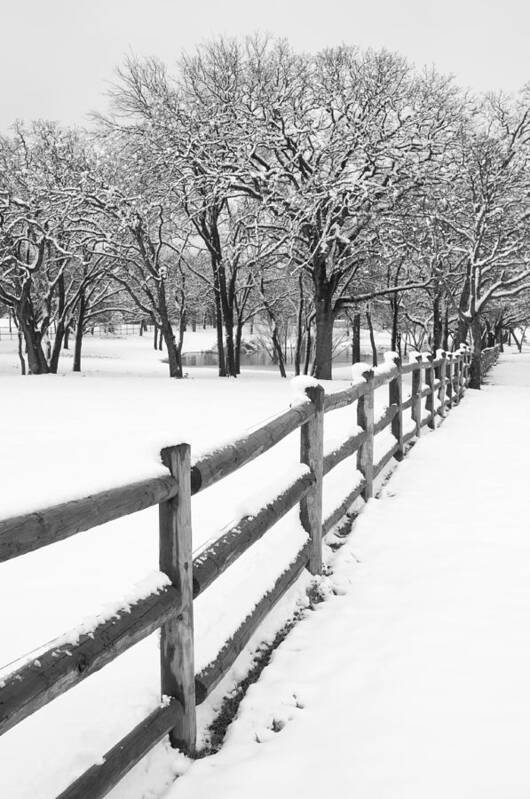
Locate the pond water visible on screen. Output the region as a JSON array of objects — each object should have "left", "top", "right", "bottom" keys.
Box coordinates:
[{"left": 181, "top": 346, "right": 387, "bottom": 370}]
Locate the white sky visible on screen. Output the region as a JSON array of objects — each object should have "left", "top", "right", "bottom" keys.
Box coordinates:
[{"left": 1, "top": 0, "right": 528, "bottom": 130}]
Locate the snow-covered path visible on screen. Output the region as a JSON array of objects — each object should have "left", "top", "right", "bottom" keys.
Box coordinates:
[{"left": 169, "top": 351, "right": 530, "bottom": 799}]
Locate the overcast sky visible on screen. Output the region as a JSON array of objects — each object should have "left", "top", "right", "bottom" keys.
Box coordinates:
[{"left": 1, "top": 0, "right": 528, "bottom": 130}]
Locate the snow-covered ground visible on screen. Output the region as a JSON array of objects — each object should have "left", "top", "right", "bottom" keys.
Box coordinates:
[
  {"left": 1, "top": 333, "right": 521, "bottom": 799},
  {"left": 0, "top": 332, "right": 395, "bottom": 798},
  {"left": 0, "top": 320, "right": 391, "bottom": 378},
  {"left": 168, "top": 349, "right": 530, "bottom": 799}
]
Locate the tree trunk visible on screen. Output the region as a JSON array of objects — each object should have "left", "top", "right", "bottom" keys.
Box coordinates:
[
  {"left": 73, "top": 324, "right": 84, "bottom": 372},
  {"left": 351, "top": 312, "right": 361, "bottom": 364},
  {"left": 313, "top": 298, "right": 334, "bottom": 380},
  {"left": 390, "top": 298, "right": 400, "bottom": 352},
  {"left": 176, "top": 310, "right": 186, "bottom": 370},
  {"left": 17, "top": 329, "right": 26, "bottom": 375},
  {"left": 294, "top": 277, "right": 305, "bottom": 376},
  {"left": 212, "top": 270, "right": 226, "bottom": 377},
  {"left": 303, "top": 322, "right": 312, "bottom": 375},
  {"left": 161, "top": 320, "right": 182, "bottom": 377},
  {"left": 271, "top": 324, "right": 287, "bottom": 378},
  {"left": 234, "top": 319, "right": 243, "bottom": 375},
  {"left": 432, "top": 291, "right": 443, "bottom": 351},
  {"left": 442, "top": 306, "right": 450, "bottom": 351},
  {"left": 158, "top": 281, "right": 182, "bottom": 378},
  {"left": 495, "top": 321, "right": 504, "bottom": 352},
  {"left": 366, "top": 310, "right": 378, "bottom": 367},
  {"left": 455, "top": 274, "right": 471, "bottom": 348},
  {"left": 20, "top": 321, "right": 48, "bottom": 374},
  {"left": 469, "top": 315, "right": 482, "bottom": 389},
  {"left": 73, "top": 294, "right": 86, "bottom": 372},
  {"left": 49, "top": 321, "right": 66, "bottom": 373},
  {"left": 510, "top": 328, "right": 523, "bottom": 353},
  {"left": 217, "top": 264, "right": 237, "bottom": 377},
  {"left": 224, "top": 322, "right": 236, "bottom": 376}
]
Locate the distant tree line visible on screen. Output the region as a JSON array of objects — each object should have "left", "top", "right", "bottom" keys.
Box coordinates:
[{"left": 2, "top": 36, "right": 530, "bottom": 386}]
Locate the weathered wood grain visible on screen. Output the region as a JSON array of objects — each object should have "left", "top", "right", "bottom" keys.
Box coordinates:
[
  {"left": 389, "top": 355, "right": 404, "bottom": 460},
  {"left": 190, "top": 403, "right": 314, "bottom": 495},
  {"left": 424, "top": 355, "right": 436, "bottom": 430},
  {"left": 437, "top": 352, "right": 447, "bottom": 419},
  {"left": 411, "top": 354, "right": 422, "bottom": 438},
  {"left": 0, "top": 585, "right": 180, "bottom": 737},
  {"left": 159, "top": 444, "right": 196, "bottom": 754},
  {"left": 193, "top": 471, "right": 315, "bottom": 597},
  {"left": 323, "top": 381, "right": 368, "bottom": 412},
  {"left": 357, "top": 369, "right": 375, "bottom": 500},
  {"left": 372, "top": 366, "right": 398, "bottom": 389},
  {"left": 323, "top": 430, "right": 367, "bottom": 476},
  {"left": 373, "top": 404, "right": 398, "bottom": 435},
  {"left": 300, "top": 386, "right": 324, "bottom": 575},
  {"left": 194, "top": 541, "right": 310, "bottom": 703},
  {"left": 0, "top": 475, "right": 177, "bottom": 564},
  {"left": 322, "top": 479, "right": 366, "bottom": 535},
  {"left": 56, "top": 701, "right": 180, "bottom": 799}
]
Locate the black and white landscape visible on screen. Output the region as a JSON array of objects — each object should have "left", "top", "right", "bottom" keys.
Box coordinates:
[{"left": 1, "top": 2, "right": 530, "bottom": 798}]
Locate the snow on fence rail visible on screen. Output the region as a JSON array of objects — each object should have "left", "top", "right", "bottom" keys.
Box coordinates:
[{"left": 0, "top": 346, "right": 499, "bottom": 799}]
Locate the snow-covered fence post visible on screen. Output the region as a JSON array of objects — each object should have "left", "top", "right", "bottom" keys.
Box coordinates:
[
  {"left": 356, "top": 368, "right": 375, "bottom": 500},
  {"left": 438, "top": 350, "right": 447, "bottom": 418},
  {"left": 459, "top": 349, "right": 466, "bottom": 389},
  {"left": 465, "top": 348, "right": 472, "bottom": 387},
  {"left": 461, "top": 350, "right": 468, "bottom": 396},
  {"left": 300, "top": 385, "right": 324, "bottom": 575},
  {"left": 453, "top": 352, "right": 461, "bottom": 403},
  {"left": 453, "top": 355, "right": 462, "bottom": 404},
  {"left": 389, "top": 354, "right": 404, "bottom": 460},
  {"left": 411, "top": 354, "right": 422, "bottom": 437},
  {"left": 458, "top": 349, "right": 466, "bottom": 398},
  {"left": 425, "top": 354, "right": 436, "bottom": 429},
  {"left": 446, "top": 353, "right": 454, "bottom": 409},
  {"left": 159, "top": 444, "right": 196, "bottom": 754}
]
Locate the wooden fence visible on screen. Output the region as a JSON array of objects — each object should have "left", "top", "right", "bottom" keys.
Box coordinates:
[
  {"left": 0, "top": 346, "right": 499, "bottom": 799},
  {"left": 480, "top": 344, "right": 501, "bottom": 373}
]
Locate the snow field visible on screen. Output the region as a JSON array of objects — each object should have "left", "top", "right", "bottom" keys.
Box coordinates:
[
  {"left": 168, "top": 350, "right": 530, "bottom": 799},
  {"left": 0, "top": 336, "right": 401, "bottom": 798}
]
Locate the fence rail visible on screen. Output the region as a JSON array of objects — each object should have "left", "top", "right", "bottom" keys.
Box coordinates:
[{"left": 0, "top": 345, "right": 500, "bottom": 799}]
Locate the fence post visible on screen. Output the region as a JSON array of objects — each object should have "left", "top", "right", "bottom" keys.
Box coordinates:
[
  {"left": 411, "top": 355, "right": 422, "bottom": 437},
  {"left": 389, "top": 355, "right": 403, "bottom": 460},
  {"left": 300, "top": 385, "right": 324, "bottom": 575},
  {"left": 446, "top": 353, "right": 454, "bottom": 408},
  {"left": 159, "top": 444, "right": 196, "bottom": 754},
  {"left": 425, "top": 354, "right": 436, "bottom": 429},
  {"left": 462, "top": 345, "right": 468, "bottom": 394},
  {"left": 458, "top": 350, "right": 466, "bottom": 398},
  {"left": 453, "top": 355, "right": 462, "bottom": 404},
  {"left": 438, "top": 350, "right": 447, "bottom": 418},
  {"left": 458, "top": 350, "right": 464, "bottom": 393},
  {"left": 357, "top": 369, "right": 375, "bottom": 500},
  {"left": 454, "top": 350, "right": 462, "bottom": 405},
  {"left": 465, "top": 348, "right": 472, "bottom": 387}
]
